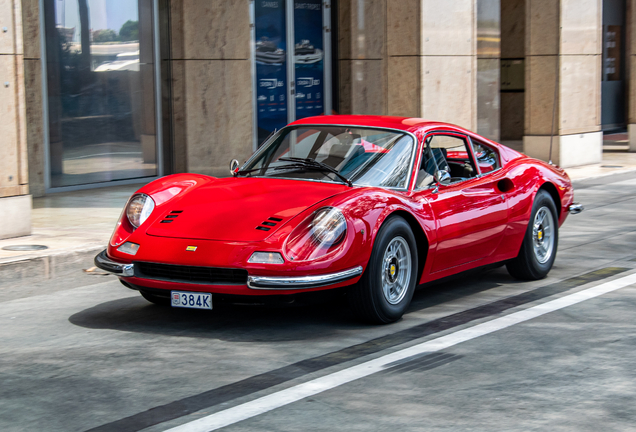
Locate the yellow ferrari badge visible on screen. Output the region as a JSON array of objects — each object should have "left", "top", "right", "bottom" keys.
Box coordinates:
[
  {"left": 390, "top": 264, "right": 396, "bottom": 277},
  {"left": 186, "top": 246, "right": 198, "bottom": 252}
]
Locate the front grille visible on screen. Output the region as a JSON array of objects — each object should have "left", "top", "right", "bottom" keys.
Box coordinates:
[{"left": 135, "top": 262, "right": 248, "bottom": 285}]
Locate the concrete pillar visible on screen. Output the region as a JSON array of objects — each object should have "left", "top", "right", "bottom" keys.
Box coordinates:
[
  {"left": 338, "top": 0, "right": 387, "bottom": 115},
  {"left": 387, "top": 0, "right": 477, "bottom": 131},
  {"left": 523, "top": 0, "right": 603, "bottom": 167},
  {"left": 338, "top": 0, "right": 478, "bottom": 131},
  {"left": 170, "top": 0, "right": 253, "bottom": 177},
  {"left": 0, "top": 0, "right": 31, "bottom": 239},
  {"left": 22, "top": 0, "right": 45, "bottom": 197}
]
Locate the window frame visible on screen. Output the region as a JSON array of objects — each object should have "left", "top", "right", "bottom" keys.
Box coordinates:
[{"left": 414, "top": 131, "right": 482, "bottom": 191}]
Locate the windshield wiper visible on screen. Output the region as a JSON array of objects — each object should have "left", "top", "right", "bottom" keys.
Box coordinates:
[
  {"left": 235, "top": 167, "right": 260, "bottom": 176},
  {"left": 278, "top": 157, "right": 353, "bottom": 187}
]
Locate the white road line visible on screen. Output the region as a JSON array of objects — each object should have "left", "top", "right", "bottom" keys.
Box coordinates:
[{"left": 164, "top": 272, "right": 636, "bottom": 432}]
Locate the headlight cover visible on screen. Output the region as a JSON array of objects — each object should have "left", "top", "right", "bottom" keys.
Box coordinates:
[
  {"left": 285, "top": 207, "right": 348, "bottom": 261},
  {"left": 126, "top": 194, "right": 155, "bottom": 229},
  {"left": 310, "top": 207, "right": 347, "bottom": 245}
]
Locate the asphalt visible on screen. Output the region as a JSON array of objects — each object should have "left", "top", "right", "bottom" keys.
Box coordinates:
[{"left": 0, "top": 173, "right": 635, "bottom": 431}]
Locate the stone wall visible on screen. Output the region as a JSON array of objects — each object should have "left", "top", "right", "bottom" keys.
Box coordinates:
[
  {"left": 169, "top": 0, "right": 254, "bottom": 176},
  {"left": 0, "top": 0, "right": 30, "bottom": 238},
  {"left": 523, "top": 0, "right": 603, "bottom": 167}
]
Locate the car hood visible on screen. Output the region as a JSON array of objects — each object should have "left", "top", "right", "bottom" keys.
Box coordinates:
[{"left": 145, "top": 177, "right": 348, "bottom": 242}]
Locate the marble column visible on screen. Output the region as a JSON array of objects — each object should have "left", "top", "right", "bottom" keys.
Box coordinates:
[
  {"left": 171, "top": 0, "right": 254, "bottom": 177},
  {"left": 386, "top": 0, "right": 477, "bottom": 131},
  {"left": 0, "top": 0, "right": 31, "bottom": 239},
  {"left": 523, "top": 0, "right": 603, "bottom": 167},
  {"left": 338, "top": 0, "right": 387, "bottom": 115}
]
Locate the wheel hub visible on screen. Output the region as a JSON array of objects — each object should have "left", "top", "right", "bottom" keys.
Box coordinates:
[
  {"left": 386, "top": 257, "right": 399, "bottom": 283},
  {"left": 381, "top": 237, "right": 412, "bottom": 305},
  {"left": 531, "top": 207, "right": 554, "bottom": 264}
]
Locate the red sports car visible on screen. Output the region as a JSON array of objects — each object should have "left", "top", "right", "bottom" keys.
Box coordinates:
[{"left": 95, "top": 115, "right": 582, "bottom": 323}]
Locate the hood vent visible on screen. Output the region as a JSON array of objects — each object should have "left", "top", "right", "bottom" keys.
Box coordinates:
[
  {"left": 160, "top": 210, "right": 183, "bottom": 224},
  {"left": 255, "top": 216, "right": 283, "bottom": 232}
]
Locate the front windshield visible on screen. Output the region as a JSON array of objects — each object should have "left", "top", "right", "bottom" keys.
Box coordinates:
[{"left": 241, "top": 126, "right": 415, "bottom": 189}]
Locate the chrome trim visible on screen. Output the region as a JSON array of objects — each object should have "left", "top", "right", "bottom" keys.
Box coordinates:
[
  {"left": 568, "top": 203, "right": 584, "bottom": 215},
  {"left": 239, "top": 124, "right": 420, "bottom": 192},
  {"left": 285, "top": 0, "right": 296, "bottom": 124},
  {"left": 94, "top": 250, "right": 134, "bottom": 277},
  {"left": 249, "top": 0, "right": 258, "bottom": 152},
  {"left": 247, "top": 265, "right": 364, "bottom": 290}
]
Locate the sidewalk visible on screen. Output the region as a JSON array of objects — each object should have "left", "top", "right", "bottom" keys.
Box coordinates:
[
  {"left": 2, "top": 151, "right": 636, "bottom": 284},
  {"left": 0, "top": 185, "right": 137, "bottom": 285}
]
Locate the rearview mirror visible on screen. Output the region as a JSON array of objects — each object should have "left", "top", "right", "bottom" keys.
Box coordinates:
[{"left": 229, "top": 159, "right": 240, "bottom": 176}]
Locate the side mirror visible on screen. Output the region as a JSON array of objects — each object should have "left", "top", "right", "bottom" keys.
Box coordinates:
[
  {"left": 434, "top": 170, "right": 451, "bottom": 185},
  {"left": 229, "top": 159, "right": 240, "bottom": 176}
]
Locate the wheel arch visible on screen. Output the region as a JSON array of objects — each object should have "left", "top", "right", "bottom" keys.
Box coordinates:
[
  {"left": 538, "top": 182, "right": 561, "bottom": 219},
  {"left": 382, "top": 210, "right": 429, "bottom": 287}
]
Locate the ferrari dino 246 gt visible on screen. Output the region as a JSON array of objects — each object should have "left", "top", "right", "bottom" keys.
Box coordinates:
[{"left": 95, "top": 115, "right": 582, "bottom": 323}]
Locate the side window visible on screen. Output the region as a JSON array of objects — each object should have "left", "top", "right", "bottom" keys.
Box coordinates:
[
  {"left": 472, "top": 140, "right": 500, "bottom": 174},
  {"left": 415, "top": 134, "right": 477, "bottom": 189}
]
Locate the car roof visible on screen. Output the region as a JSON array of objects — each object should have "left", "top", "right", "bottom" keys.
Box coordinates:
[{"left": 289, "top": 115, "right": 470, "bottom": 135}]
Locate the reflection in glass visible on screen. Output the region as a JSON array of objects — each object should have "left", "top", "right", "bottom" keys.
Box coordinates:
[
  {"left": 477, "top": 0, "right": 500, "bottom": 58},
  {"left": 477, "top": 0, "right": 500, "bottom": 142},
  {"left": 477, "top": 59, "right": 500, "bottom": 141},
  {"left": 242, "top": 126, "right": 415, "bottom": 189},
  {"left": 294, "top": 0, "right": 325, "bottom": 120},
  {"left": 44, "top": 0, "right": 157, "bottom": 188},
  {"left": 254, "top": 1, "right": 288, "bottom": 146}
]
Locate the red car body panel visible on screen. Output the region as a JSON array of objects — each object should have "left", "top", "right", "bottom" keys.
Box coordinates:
[{"left": 105, "top": 116, "right": 575, "bottom": 296}]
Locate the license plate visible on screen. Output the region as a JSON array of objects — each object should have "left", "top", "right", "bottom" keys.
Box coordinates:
[{"left": 171, "top": 291, "right": 212, "bottom": 310}]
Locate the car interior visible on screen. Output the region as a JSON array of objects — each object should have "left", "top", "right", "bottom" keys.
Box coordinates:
[{"left": 416, "top": 134, "right": 480, "bottom": 189}]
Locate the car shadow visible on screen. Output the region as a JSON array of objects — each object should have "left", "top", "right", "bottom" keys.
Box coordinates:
[{"left": 68, "top": 265, "right": 518, "bottom": 342}]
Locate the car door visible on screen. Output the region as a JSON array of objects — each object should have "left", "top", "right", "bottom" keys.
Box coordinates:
[{"left": 413, "top": 132, "right": 509, "bottom": 273}]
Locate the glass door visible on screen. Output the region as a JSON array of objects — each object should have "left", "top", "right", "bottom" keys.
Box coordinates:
[
  {"left": 252, "top": 0, "right": 332, "bottom": 147},
  {"left": 43, "top": 0, "right": 160, "bottom": 188}
]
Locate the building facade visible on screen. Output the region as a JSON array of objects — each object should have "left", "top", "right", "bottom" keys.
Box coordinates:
[{"left": 0, "top": 0, "right": 633, "bottom": 239}]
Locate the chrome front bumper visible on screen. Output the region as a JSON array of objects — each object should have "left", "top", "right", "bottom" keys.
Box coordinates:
[
  {"left": 247, "top": 266, "right": 364, "bottom": 290},
  {"left": 94, "top": 250, "right": 134, "bottom": 277},
  {"left": 95, "top": 249, "right": 363, "bottom": 290},
  {"left": 568, "top": 203, "right": 584, "bottom": 215}
]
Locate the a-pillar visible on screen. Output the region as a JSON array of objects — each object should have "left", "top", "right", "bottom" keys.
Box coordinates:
[
  {"left": 523, "top": 0, "right": 603, "bottom": 167},
  {"left": 0, "top": 0, "right": 31, "bottom": 239}
]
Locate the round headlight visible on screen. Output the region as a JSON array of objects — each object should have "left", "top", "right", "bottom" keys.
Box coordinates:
[
  {"left": 311, "top": 207, "right": 347, "bottom": 246},
  {"left": 126, "top": 194, "right": 155, "bottom": 228}
]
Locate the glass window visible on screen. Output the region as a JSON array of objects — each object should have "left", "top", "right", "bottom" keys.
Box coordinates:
[
  {"left": 44, "top": 0, "right": 157, "bottom": 188},
  {"left": 242, "top": 126, "right": 415, "bottom": 189},
  {"left": 472, "top": 140, "right": 500, "bottom": 174},
  {"left": 416, "top": 135, "right": 477, "bottom": 188}
]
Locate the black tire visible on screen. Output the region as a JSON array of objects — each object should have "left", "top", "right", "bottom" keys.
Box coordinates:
[
  {"left": 506, "top": 189, "right": 559, "bottom": 280},
  {"left": 140, "top": 291, "right": 171, "bottom": 306},
  {"left": 348, "top": 216, "right": 418, "bottom": 324}
]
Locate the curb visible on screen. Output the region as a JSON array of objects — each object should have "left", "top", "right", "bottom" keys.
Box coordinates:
[
  {"left": 571, "top": 168, "right": 636, "bottom": 188},
  {"left": 0, "top": 245, "right": 105, "bottom": 288}
]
